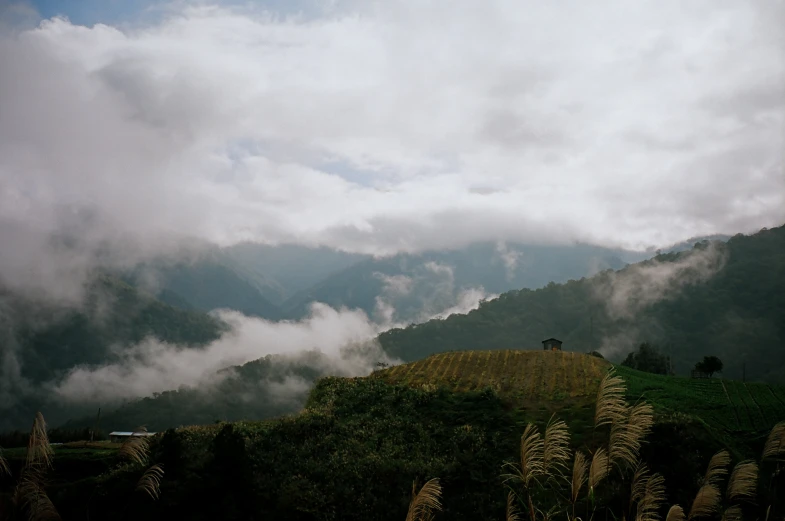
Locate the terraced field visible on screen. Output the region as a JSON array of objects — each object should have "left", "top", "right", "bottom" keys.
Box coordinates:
[
  {"left": 373, "top": 350, "right": 609, "bottom": 405},
  {"left": 616, "top": 365, "right": 785, "bottom": 433},
  {"left": 373, "top": 350, "right": 785, "bottom": 436}
]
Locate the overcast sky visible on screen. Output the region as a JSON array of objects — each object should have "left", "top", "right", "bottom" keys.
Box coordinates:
[{"left": 1, "top": 0, "right": 783, "bottom": 259}]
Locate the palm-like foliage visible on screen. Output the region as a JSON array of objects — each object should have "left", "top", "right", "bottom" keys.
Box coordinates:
[
  {"left": 506, "top": 491, "right": 522, "bottom": 521},
  {"left": 136, "top": 463, "right": 165, "bottom": 500},
  {"left": 405, "top": 478, "right": 442, "bottom": 521},
  {"left": 0, "top": 447, "right": 10, "bottom": 477},
  {"left": 688, "top": 484, "right": 722, "bottom": 520},
  {"left": 118, "top": 427, "right": 151, "bottom": 466},
  {"left": 14, "top": 470, "right": 60, "bottom": 521},
  {"left": 570, "top": 452, "right": 588, "bottom": 505},
  {"left": 666, "top": 505, "right": 686, "bottom": 521},
  {"left": 588, "top": 447, "right": 609, "bottom": 494},
  {"left": 25, "top": 413, "right": 53, "bottom": 471},
  {"left": 543, "top": 417, "right": 571, "bottom": 477},
  {"left": 702, "top": 450, "right": 731, "bottom": 487},
  {"left": 594, "top": 369, "right": 627, "bottom": 427},
  {"left": 762, "top": 421, "right": 785, "bottom": 461},
  {"left": 726, "top": 461, "right": 757, "bottom": 503},
  {"left": 503, "top": 423, "right": 545, "bottom": 489},
  {"left": 608, "top": 402, "right": 654, "bottom": 470},
  {"left": 720, "top": 505, "right": 743, "bottom": 521},
  {"left": 11, "top": 412, "right": 61, "bottom": 521},
  {"left": 635, "top": 472, "right": 666, "bottom": 521}
]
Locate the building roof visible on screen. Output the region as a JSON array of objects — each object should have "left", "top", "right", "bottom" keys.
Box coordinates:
[
  {"left": 109, "top": 431, "right": 156, "bottom": 436},
  {"left": 541, "top": 338, "right": 562, "bottom": 343}
]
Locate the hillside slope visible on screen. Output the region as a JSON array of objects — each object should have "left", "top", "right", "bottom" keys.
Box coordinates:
[
  {"left": 375, "top": 350, "right": 609, "bottom": 405},
  {"left": 124, "top": 254, "right": 285, "bottom": 320},
  {"left": 0, "top": 274, "right": 226, "bottom": 431},
  {"left": 378, "top": 225, "right": 785, "bottom": 382},
  {"left": 374, "top": 350, "right": 785, "bottom": 440}
]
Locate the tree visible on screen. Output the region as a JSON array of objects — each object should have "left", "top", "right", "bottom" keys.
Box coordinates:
[
  {"left": 694, "top": 356, "right": 723, "bottom": 377},
  {"left": 621, "top": 342, "right": 670, "bottom": 375}
]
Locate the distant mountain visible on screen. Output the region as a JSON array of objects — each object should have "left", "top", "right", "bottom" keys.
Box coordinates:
[
  {"left": 378, "top": 225, "right": 785, "bottom": 382},
  {"left": 280, "top": 242, "right": 644, "bottom": 322},
  {"left": 121, "top": 238, "right": 732, "bottom": 325},
  {"left": 124, "top": 253, "right": 285, "bottom": 320},
  {"left": 222, "top": 243, "right": 367, "bottom": 304},
  {"left": 0, "top": 274, "right": 226, "bottom": 431}
]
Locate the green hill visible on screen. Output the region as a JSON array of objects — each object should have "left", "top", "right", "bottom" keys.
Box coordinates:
[
  {"left": 375, "top": 350, "right": 785, "bottom": 448},
  {"left": 13, "top": 351, "right": 784, "bottom": 521},
  {"left": 378, "top": 225, "right": 785, "bottom": 382}
]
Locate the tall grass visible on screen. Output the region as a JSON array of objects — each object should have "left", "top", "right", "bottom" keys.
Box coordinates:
[
  {"left": 0, "top": 414, "right": 165, "bottom": 521},
  {"left": 490, "top": 369, "right": 781, "bottom": 520},
  {"left": 405, "top": 478, "right": 442, "bottom": 521}
]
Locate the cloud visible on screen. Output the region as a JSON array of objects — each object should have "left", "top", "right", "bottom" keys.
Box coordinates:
[
  {"left": 0, "top": 0, "right": 781, "bottom": 299},
  {"left": 52, "top": 279, "right": 493, "bottom": 404},
  {"left": 371, "top": 260, "right": 496, "bottom": 324},
  {"left": 373, "top": 272, "right": 414, "bottom": 297},
  {"left": 430, "top": 287, "right": 496, "bottom": 320},
  {"left": 495, "top": 242, "right": 523, "bottom": 280},
  {"left": 53, "top": 303, "right": 390, "bottom": 402},
  {"left": 596, "top": 242, "right": 727, "bottom": 321}
]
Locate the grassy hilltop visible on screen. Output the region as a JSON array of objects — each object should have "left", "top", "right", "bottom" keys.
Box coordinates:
[{"left": 376, "top": 350, "right": 785, "bottom": 451}]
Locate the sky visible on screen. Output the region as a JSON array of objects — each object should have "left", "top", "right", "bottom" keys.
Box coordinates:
[{"left": 1, "top": 0, "right": 783, "bottom": 265}]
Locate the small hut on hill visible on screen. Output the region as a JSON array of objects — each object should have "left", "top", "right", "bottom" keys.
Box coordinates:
[{"left": 542, "top": 338, "right": 563, "bottom": 351}]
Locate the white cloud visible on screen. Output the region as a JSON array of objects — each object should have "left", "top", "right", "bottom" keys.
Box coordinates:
[
  {"left": 0, "top": 0, "right": 783, "bottom": 295},
  {"left": 53, "top": 303, "right": 389, "bottom": 402},
  {"left": 430, "top": 287, "right": 496, "bottom": 320},
  {"left": 371, "top": 260, "right": 495, "bottom": 324},
  {"left": 52, "top": 283, "right": 493, "bottom": 403},
  {"left": 595, "top": 242, "right": 728, "bottom": 321},
  {"left": 495, "top": 241, "right": 523, "bottom": 280}
]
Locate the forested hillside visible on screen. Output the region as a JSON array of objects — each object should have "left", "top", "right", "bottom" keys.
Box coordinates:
[
  {"left": 379, "top": 225, "right": 785, "bottom": 382},
  {"left": 0, "top": 274, "right": 226, "bottom": 431}
]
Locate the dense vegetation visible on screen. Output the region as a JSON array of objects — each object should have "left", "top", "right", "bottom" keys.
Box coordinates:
[
  {"left": 376, "top": 351, "right": 785, "bottom": 451},
  {"left": 2, "top": 358, "right": 783, "bottom": 520},
  {"left": 12, "top": 275, "right": 225, "bottom": 383},
  {"left": 379, "top": 225, "right": 785, "bottom": 382},
  {"left": 621, "top": 342, "right": 672, "bottom": 375}
]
